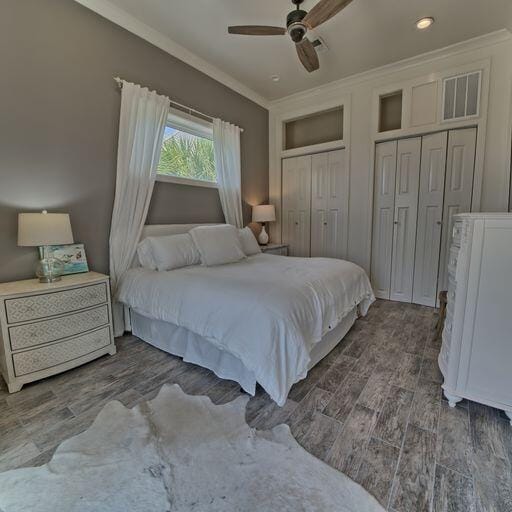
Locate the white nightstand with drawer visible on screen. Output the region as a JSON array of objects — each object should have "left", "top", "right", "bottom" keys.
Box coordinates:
[
  {"left": 0, "top": 272, "right": 115, "bottom": 393},
  {"left": 260, "top": 244, "right": 289, "bottom": 256}
]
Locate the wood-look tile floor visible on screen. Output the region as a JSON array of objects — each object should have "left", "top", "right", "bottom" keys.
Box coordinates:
[{"left": 1, "top": 300, "right": 511, "bottom": 511}]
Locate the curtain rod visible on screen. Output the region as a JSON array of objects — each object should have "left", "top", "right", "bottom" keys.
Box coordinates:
[{"left": 113, "top": 77, "right": 243, "bottom": 132}]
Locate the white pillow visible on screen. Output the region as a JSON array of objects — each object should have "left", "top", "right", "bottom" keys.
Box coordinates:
[
  {"left": 190, "top": 225, "right": 246, "bottom": 266},
  {"left": 136, "top": 238, "right": 157, "bottom": 270},
  {"left": 140, "top": 234, "right": 201, "bottom": 271},
  {"left": 239, "top": 227, "right": 261, "bottom": 256}
]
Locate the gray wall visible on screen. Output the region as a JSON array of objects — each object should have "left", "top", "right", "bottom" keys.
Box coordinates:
[{"left": 0, "top": 0, "right": 268, "bottom": 282}]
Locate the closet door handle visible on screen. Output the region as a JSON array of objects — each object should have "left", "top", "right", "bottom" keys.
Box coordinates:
[
  {"left": 394, "top": 221, "right": 399, "bottom": 225},
  {"left": 436, "top": 221, "right": 442, "bottom": 226},
  {"left": 323, "top": 222, "right": 328, "bottom": 226}
]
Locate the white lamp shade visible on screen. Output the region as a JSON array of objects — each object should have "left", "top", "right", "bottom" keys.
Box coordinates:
[
  {"left": 18, "top": 212, "right": 74, "bottom": 247},
  {"left": 252, "top": 204, "right": 276, "bottom": 223}
]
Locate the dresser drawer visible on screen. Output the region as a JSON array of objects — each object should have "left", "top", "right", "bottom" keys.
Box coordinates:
[
  {"left": 447, "top": 246, "right": 459, "bottom": 275},
  {"left": 447, "top": 277, "right": 456, "bottom": 301},
  {"left": 451, "top": 221, "right": 463, "bottom": 248},
  {"left": 264, "top": 247, "right": 288, "bottom": 256},
  {"left": 439, "top": 336, "right": 450, "bottom": 372},
  {"left": 447, "top": 264, "right": 457, "bottom": 283},
  {"left": 448, "top": 254, "right": 458, "bottom": 282},
  {"left": 12, "top": 326, "right": 111, "bottom": 376},
  {"left": 9, "top": 305, "right": 109, "bottom": 351},
  {"left": 5, "top": 283, "right": 107, "bottom": 324}
]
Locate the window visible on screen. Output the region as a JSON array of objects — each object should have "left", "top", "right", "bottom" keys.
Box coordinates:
[{"left": 157, "top": 108, "right": 216, "bottom": 187}]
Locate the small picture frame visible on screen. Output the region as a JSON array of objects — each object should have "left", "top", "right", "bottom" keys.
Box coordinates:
[{"left": 39, "top": 243, "right": 89, "bottom": 275}]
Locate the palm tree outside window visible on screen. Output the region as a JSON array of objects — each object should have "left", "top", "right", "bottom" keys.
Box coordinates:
[{"left": 156, "top": 109, "right": 217, "bottom": 187}]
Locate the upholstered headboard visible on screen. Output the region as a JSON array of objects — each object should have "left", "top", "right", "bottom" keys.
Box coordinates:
[{"left": 139, "top": 223, "right": 221, "bottom": 241}]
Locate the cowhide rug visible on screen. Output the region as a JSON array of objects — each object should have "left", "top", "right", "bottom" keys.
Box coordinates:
[{"left": 0, "top": 384, "right": 384, "bottom": 511}]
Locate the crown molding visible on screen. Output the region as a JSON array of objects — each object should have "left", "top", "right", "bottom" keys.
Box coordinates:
[
  {"left": 73, "top": 0, "right": 269, "bottom": 109},
  {"left": 270, "top": 29, "right": 512, "bottom": 109}
]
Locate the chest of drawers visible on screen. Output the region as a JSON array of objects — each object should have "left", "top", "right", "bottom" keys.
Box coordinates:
[
  {"left": 438, "top": 213, "right": 512, "bottom": 425},
  {"left": 0, "top": 272, "right": 116, "bottom": 393}
]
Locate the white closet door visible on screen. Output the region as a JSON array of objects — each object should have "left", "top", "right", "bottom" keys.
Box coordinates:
[
  {"left": 390, "top": 137, "right": 421, "bottom": 302},
  {"left": 371, "top": 141, "right": 398, "bottom": 299},
  {"left": 413, "top": 131, "right": 448, "bottom": 306},
  {"left": 437, "top": 128, "right": 477, "bottom": 294},
  {"left": 311, "top": 149, "right": 349, "bottom": 258},
  {"left": 282, "top": 155, "right": 311, "bottom": 257}
]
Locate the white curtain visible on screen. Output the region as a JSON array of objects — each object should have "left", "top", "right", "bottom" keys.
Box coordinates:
[
  {"left": 213, "top": 119, "right": 243, "bottom": 228},
  {"left": 109, "top": 80, "right": 170, "bottom": 336}
]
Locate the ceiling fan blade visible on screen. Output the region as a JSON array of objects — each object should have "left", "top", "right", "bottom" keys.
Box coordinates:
[
  {"left": 303, "top": 0, "right": 353, "bottom": 29},
  {"left": 296, "top": 38, "right": 319, "bottom": 73},
  {"left": 228, "top": 26, "right": 286, "bottom": 36}
]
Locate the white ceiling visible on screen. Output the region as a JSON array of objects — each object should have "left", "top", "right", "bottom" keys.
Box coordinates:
[{"left": 81, "top": 0, "right": 512, "bottom": 102}]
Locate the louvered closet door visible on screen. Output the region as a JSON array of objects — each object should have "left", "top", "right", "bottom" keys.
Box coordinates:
[
  {"left": 437, "top": 128, "right": 477, "bottom": 294},
  {"left": 390, "top": 137, "right": 421, "bottom": 302},
  {"left": 311, "top": 149, "right": 349, "bottom": 258},
  {"left": 413, "top": 131, "right": 448, "bottom": 307},
  {"left": 282, "top": 155, "right": 312, "bottom": 257},
  {"left": 371, "top": 141, "right": 398, "bottom": 299}
]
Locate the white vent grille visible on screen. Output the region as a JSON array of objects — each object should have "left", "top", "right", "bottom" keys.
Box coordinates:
[{"left": 443, "top": 71, "right": 481, "bottom": 121}]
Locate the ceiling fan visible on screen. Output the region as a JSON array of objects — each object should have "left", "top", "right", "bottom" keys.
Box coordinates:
[{"left": 228, "top": 0, "right": 353, "bottom": 73}]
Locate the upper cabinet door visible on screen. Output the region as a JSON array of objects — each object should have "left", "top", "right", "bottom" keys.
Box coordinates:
[
  {"left": 413, "top": 131, "right": 448, "bottom": 307},
  {"left": 390, "top": 137, "right": 421, "bottom": 303},
  {"left": 311, "top": 149, "right": 349, "bottom": 259},
  {"left": 371, "top": 141, "right": 398, "bottom": 299},
  {"left": 282, "top": 155, "right": 312, "bottom": 257},
  {"left": 437, "top": 128, "right": 477, "bottom": 294}
]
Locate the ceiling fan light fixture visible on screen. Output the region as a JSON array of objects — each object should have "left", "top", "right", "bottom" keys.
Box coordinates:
[
  {"left": 270, "top": 75, "right": 280, "bottom": 82},
  {"left": 288, "top": 23, "right": 307, "bottom": 43},
  {"left": 416, "top": 17, "right": 434, "bottom": 30}
]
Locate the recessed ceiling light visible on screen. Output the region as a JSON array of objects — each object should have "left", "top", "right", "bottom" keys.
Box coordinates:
[
  {"left": 270, "top": 75, "right": 280, "bottom": 82},
  {"left": 416, "top": 17, "right": 434, "bottom": 30}
]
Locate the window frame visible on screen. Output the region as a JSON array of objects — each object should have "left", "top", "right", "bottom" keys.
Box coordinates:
[{"left": 156, "top": 107, "right": 217, "bottom": 188}]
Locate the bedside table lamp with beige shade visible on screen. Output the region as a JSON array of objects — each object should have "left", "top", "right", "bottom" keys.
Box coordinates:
[
  {"left": 252, "top": 204, "right": 276, "bottom": 245},
  {"left": 18, "top": 210, "right": 74, "bottom": 283}
]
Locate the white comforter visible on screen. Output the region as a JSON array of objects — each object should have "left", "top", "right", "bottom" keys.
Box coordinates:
[{"left": 117, "top": 254, "right": 375, "bottom": 405}]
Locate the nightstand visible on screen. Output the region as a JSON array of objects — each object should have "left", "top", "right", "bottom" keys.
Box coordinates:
[
  {"left": 260, "top": 243, "right": 289, "bottom": 256},
  {"left": 0, "top": 272, "right": 115, "bottom": 393}
]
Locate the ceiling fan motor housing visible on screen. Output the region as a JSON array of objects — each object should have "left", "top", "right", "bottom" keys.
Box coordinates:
[{"left": 287, "top": 9, "right": 308, "bottom": 43}]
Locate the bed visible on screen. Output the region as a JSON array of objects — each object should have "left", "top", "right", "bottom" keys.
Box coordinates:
[{"left": 117, "top": 224, "right": 375, "bottom": 405}]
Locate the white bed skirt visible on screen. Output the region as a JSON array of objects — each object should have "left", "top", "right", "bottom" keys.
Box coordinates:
[{"left": 130, "top": 307, "right": 358, "bottom": 398}]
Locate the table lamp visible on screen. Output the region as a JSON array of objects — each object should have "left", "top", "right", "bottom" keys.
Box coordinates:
[
  {"left": 252, "top": 204, "right": 276, "bottom": 245},
  {"left": 18, "top": 211, "right": 74, "bottom": 282}
]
